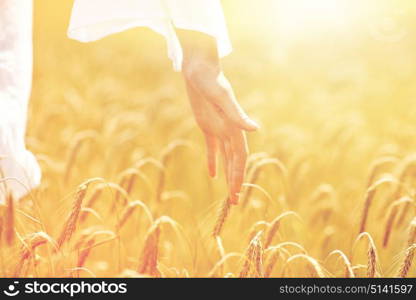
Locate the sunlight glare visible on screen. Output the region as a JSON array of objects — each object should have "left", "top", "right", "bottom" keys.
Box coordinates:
[{"left": 274, "top": 0, "right": 357, "bottom": 36}]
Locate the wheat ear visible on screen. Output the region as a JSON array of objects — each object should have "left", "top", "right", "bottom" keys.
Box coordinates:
[
  {"left": 56, "top": 184, "right": 88, "bottom": 250},
  {"left": 213, "top": 198, "right": 231, "bottom": 237},
  {"left": 397, "top": 244, "right": 416, "bottom": 278}
]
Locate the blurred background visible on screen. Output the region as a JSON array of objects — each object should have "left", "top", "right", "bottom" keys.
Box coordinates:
[
  {"left": 23, "top": 0, "right": 416, "bottom": 276},
  {"left": 32, "top": 0, "right": 416, "bottom": 157}
]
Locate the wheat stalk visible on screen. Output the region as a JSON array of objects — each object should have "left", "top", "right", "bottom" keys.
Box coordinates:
[
  {"left": 207, "top": 253, "right": 243, "bottom": 277},
  {"left": 136, "top": 216, "right": 181, "bottom": 277},
  {"left": 215, "top": 236, "right": 226, "bottom": 275},
  {"left": 247, "top": 220, "right": 269, "bottom": 243},
  {"left": 254, "top": 241, "right": 264, "bottom": 277},
  {"left": 380, "top": 155, "right": 416, "bottom": 224},
  {"left": 117, "top": 200, "right": 153, "bottom": 230},
  {"left": 326, "top": 250, "right": 355, "bottom": 278},
  {"left": 14, "top": 232, "right": 55, "bottom": 277},
  {"left": 265, "top": 211, "right": 300, "bottom": 248},
  {"left": 366, "top": 156, "right": 398, "bottom": 187},
  {"left": 282, "top": 254, "right": 325, "bottom": 278},
  {"left": 115, "top": 168, "right": 139, "bottom": 203},
  {"left": 383, "top": 197, "right": 413, "bottom": 247},
  {"left": 4, "top": 193, "right": 15, "bottom": 246},
  {"left": 240, "top": 231, "right": 263, "bottom": 278},
  {"left": 77, "top": 238, "right": 96, "bottom": 268},
  {"left": 359, "top": 177, "right": 395, "bottom": 233},
  {"left": 56, "top": 184, "right": 88, "bottom": 250},
  {"left": 264, "top": 249, "right": 283, "bottom": 277},
  {"left": 353, "top": 232, "right": 378, "bottom": 278},
  {"left": 397, "top": 244, "right": 416, "bottom": 278},
  {"left": 213, "top": 198, "right": 231, "bottom": 237},
  {"left": 79, "top": 184, "right": 104, "bottom": 223},
  {"left": 241, "top": 158, "right": 288, "bottom": 208},
  {"left": 407, "top": 217, "right": 416, "bottom": 246},
  {"left": 138, "top": 223, "right": 161, "bottom": 277}
]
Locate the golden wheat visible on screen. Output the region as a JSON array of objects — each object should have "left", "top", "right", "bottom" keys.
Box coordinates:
[
  {"left": 353, "top": 232, "right": 378, "bottom": 278},
  {"left": 56, "top": 184, "right": 89, "bottom": 250},
  {"left": 212, "top": 197, "right": 231, "bottom": 237},
  {"left": 4, "top": 193, "right": 15, "bottom": 246},
  {"left": 397, "top": 244, "right": 416, "bottom": 278},
  {"left": 359, "top": 177, "right": 395, "bottom": 234},
  {"left": 240, "top": 231, "right": 263, "bottom": 278},
  {"left": 4, "top": 0, "right": 416, "bottom": 278},
  {"left": 326, "top": 250, "right": 354, "bottom": 278}
]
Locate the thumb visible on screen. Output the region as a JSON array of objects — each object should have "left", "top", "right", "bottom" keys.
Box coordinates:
[{"left": 218, "top": 99, "right": 259, "bottom": 131}]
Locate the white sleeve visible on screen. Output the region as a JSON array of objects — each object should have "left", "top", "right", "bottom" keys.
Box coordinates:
[{"left": 0, "top": 0, "right": 41, "bottom": 202}]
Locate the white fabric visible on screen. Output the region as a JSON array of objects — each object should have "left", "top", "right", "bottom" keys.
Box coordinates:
[
  {"left": 68, "top": 0, "right": 232, "bottom": 71},
  {"left": 0, "top": 0, "right": 41, "bottom": 202}
]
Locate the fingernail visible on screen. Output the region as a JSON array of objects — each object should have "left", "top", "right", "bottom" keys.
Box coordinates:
[
  {"left": 230, "top": 193, "right": 239, "bottom": 205},
  {"left": 247, "top": 119, "right": 260, "bottom": 130}
]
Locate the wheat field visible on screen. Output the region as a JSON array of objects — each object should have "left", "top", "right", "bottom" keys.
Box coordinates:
[{"left": 1, "top": 0, "right": 416, "bottom": 278}]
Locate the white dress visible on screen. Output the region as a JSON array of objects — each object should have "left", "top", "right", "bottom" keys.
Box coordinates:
[
  {"left": 68, "top": 0, "right": 232, "bottom": 71},
  {"left": 0, "top": 0, "right": 41, "bottom": 203}
]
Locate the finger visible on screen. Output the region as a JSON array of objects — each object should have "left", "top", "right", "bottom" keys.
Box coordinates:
[
  {"left": 219, "top": 141, "right": 230, "bottom": 186},
  {"left": 212, "top": 77, "right": 259, "bottom": 132},
  {"left": 200, "top": 75, "right": 259, "bottom": 132},
  {"left": 223, "top": 139, "right": 233, "bottom": 198},
  {"left": 204, "top": 133, "right": 217, "bottom": 177},
  {"left": 215, "top": 98, "right": 259, "bottom": 132},
  {"left": 230, "top": 131, "right": 248, "bottom": 205}
]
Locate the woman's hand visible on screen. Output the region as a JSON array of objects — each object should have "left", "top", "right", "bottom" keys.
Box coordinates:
[
  {"left": 177, "top": 29, "right": 259, "bottom": 204},
  {"left": 186, "top": 82, "right": 256, "bottom": 204}
]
